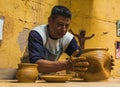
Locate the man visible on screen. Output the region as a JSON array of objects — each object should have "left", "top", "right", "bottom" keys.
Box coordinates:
[{"left": 28, "top": 5, "right": 89, "bottom": 74}]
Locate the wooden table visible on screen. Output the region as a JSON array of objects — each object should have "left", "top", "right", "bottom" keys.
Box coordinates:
[{"left": 0, "top": 77, "right": 120, "bottom": 87}]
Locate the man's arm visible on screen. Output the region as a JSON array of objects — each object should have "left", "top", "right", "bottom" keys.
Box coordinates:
[
  {"left": 35, "top": 59, "right": 72, "bottom": 73},
  {"left": 28, "top": 30, "right": 45, "bottom": 63},
  {"left": 28, "top": 30, "right": 73, "bottom": 73},
  {"left": 65, "top": 37, "right": 83, "bottom": 56}
]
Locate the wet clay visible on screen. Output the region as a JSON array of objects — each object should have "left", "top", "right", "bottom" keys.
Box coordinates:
[{"left": 78, "top": 48, "right": 112, "bottom": 82}]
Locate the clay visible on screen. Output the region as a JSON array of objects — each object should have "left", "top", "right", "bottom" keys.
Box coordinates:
[
  {"left": 16, "top": 63, "right": 38, "bottom": 83},
  {"left": 79, "top": 48, "right": 112, "bottom": 82}
]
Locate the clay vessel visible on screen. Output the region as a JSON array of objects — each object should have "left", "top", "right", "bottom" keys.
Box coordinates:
[
  {"left": 79, "top": 48, "right": 112, "bottom": 82},
  {"left": 16, "top": 63, "right": 38, "bottom": 83}
]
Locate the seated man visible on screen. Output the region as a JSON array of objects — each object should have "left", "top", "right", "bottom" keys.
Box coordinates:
[{"left": 28, "top": 5, "right": 89, "bottom": 74}]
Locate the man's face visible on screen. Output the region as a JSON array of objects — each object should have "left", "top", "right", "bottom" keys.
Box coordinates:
[{"left": 48, "top": 15, "right": 71, "bottom": 39}]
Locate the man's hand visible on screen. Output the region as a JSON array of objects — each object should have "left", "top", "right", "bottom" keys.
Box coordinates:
[{"left": 70, "top": 50, "right": 89, "bottom": 73}]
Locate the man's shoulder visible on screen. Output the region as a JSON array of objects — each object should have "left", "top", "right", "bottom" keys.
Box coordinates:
[
  {"left": 32, "top": 24, "right": 47, "bottom": 34},
  {"left": 63, "top": 32, "right": 73, "bottom": 40},
  {"left": 61, "top": 32, "right": 74, "bottom": 51},
  {"left": 31, "top": 24, "right": 47, "bottom": 45}
]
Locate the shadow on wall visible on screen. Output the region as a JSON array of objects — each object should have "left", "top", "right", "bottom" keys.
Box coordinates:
[
  {"left": 17, "top": 28, "right": 30, "bottom": 52},
  {"left": 21, "top": 46, "right": 30, "bottom": 63},
  {"left": 17, "top": 28, "right": 30, "bottom": 63}
]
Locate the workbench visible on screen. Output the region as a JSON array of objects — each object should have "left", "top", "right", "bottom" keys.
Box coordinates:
[{"left": 0, "top": 77, "right": 120, "bottom": 87}]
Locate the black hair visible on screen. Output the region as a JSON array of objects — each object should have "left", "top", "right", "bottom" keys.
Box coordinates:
[{"left": 50, "top": 5, "right": 72, "bottom": 19}]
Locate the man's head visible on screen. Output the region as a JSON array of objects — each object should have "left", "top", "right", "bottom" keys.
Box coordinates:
[
  {"left": 48, "top": 5, "right": 72, "bottom": 39},
  {"left": 50, "top": 5, "right": 72, "bottom": 20}
]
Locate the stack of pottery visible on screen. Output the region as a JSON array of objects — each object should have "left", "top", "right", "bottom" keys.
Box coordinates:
[
  {"left": 78, "top": 48, "right": 112, "bottom": 82},
  {"left": 16, "top": 63, "right": 38, "bottom": 83}
]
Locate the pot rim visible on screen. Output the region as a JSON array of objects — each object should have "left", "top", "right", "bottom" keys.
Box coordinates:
[{"left": 82, "top": 47, "right": 108, "bottom": 52}]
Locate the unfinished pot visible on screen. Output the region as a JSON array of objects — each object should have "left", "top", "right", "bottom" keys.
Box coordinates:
[
  {"left": 78, "top": 48, "right": 112, "bottom": 82},
  {"left": 16, "top": 63, "right": 38, "bottom": 83}
]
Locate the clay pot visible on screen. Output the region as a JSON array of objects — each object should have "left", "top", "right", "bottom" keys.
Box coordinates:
[
  {"left": 79, "top": 48, "right": 112, "bottom": 82},
  {"left": 16, "top": 63, "right": 39, "bottom": 83}
]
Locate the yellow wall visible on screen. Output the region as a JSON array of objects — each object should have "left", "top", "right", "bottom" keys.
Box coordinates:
[
  {"left": 0, "top": 0, "right": 120, "bottom": 77},
  {"left": 59, "top": 0, "right": 120, "bottom": 77},
  {"left": 0, "top": 0, "right": 58, "bottom": 68}
]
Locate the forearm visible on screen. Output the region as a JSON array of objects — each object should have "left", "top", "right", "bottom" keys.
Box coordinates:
[{"left": 35, "top": 59, "right": 73, "bottom": 73}]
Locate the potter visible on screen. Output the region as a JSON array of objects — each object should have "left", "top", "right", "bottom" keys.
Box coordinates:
[{"left": 77, "top": 48, "right": 114, "bottom": 82}]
